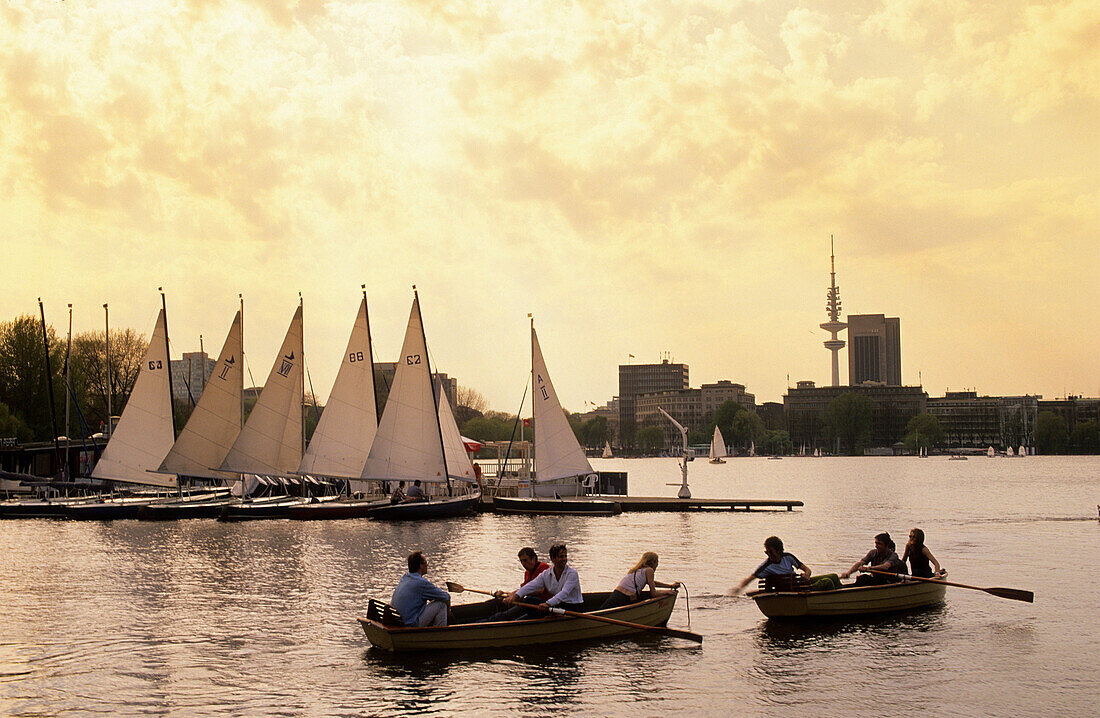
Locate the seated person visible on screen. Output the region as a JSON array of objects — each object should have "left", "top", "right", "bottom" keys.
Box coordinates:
[
  {"left": 500, "top": 544, "right": 583, "bottom": 617},
  {"left": 841, "top": 532, "right": 905, "bottom": 585},
  {"left": 404, "top": 480, "right": 426, "bottom": 502},
  {"left": 485, "top": 547, "right": 551, "bottom": 621},
  {"left": 902, "top": 527, "right": 943, "bottom": 578},
  {"left": 390, "top": 551, "right": 450, "bottom": 626},
  {"left": 390, "top": 481, "right": 407, "bottom": 505},
  {"left": 599, "top": 551, "right": 681, "bottom": 609},
  {"left": 733, "top": 536, "right": 829, "bottom": 594}
]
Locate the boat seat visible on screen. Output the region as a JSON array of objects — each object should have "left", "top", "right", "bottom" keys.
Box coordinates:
[
  {"left": 367, "top": 599, "right": 406, "bottom": 627},
  {"left": 760, "top": 574, "right": 812, "bottom": 592}
]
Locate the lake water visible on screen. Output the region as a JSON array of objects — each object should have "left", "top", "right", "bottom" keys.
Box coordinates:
[{"left": 1, "top": 456, "right": 1097, "bottom": 716}]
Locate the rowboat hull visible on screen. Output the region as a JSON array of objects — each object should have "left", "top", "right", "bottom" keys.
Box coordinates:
[
  {"left": 360, "top": 591, "right": 677, "bottom": 652},
  {"left": 284, "top": 498, "right": 389, "bottom": 520},
  {"left": 750, "top": 580, "right": 947, "bottom": 618},
  {"left": 492, "top": 496, "right": 621, "bottom": 516},
  {"left": 367, "top": 493, "right": 479, "bottom": 521}
]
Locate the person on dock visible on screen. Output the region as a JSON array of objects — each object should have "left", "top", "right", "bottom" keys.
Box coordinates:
[
  {"left": 390, "top": 551, "right": 450, "bottom": 627},
  {"left": 405, "top": 480, "right": 426, "bottom": 502},
  {"left": 390, "top": 481, "right": 407, "bottom": 504},
  {"left": 485, "top": 547, "right": 552, "bottom": 621},
  {"left": 841, "top": 532, "right": 905, "bottom": 585},
  {"left": 599, "top": 551, "right": 681, "bottom": 609},
  {"left": 901, "top": 528, "right": 943, "bottom": 578},
  {"left": 501, "top": 543, "right": 583, "bottom": 616},
  {"left": 733, "top": 536, "right": 837, "bottom": 594}
]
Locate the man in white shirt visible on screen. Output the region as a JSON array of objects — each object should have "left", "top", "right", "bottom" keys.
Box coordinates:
[{"left": 502, "top": 543, "right": 584, "bottom": 614}]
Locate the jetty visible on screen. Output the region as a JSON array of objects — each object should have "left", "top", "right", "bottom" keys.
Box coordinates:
[{"left": 478, "top": 496, "right": 802, "bottom": 513}]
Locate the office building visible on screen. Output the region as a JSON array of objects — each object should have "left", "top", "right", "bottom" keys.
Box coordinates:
[
  {"left": 170, "top": 352, "right": 216, "bottom": 404},
  {"left": 848, "top": 314, "right": 901, "bottom": 385},
  {"left": 618, "top": 360, "right": 689, "bottom": 440}
]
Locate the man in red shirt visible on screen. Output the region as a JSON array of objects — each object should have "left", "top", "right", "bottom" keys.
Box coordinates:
[{"left": 486, "top": 547, "right": 552, "bottom": 621}]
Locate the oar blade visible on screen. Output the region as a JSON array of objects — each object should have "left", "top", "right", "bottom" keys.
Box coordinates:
[
  {"left": 662, "top": 627, "right": 704, "bottom": 643},
  {"left": 445, "top": 581, "right": 464, "bottom": 593},
  {"left": 986, "top": 587, "right": 1034, "bottom": 603}
]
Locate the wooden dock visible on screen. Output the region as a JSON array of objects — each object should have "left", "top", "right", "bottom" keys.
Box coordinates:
[{"left": 478, "top": 496, "right": 802, "bottom": 513}]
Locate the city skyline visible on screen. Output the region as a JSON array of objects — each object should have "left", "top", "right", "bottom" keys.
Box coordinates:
[{"left": 3, "top": 2, "right": 1097, "bottom": 412}]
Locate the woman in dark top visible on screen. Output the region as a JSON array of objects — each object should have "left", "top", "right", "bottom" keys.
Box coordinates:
[{"left": 901, "top": 528, "right": 942, "bottom": 578}]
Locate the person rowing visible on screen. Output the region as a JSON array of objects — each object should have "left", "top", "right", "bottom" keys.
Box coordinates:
[
  {"left": 484, "top": 547, "right": 552, "bottom": 621},
  {"left": 599, "top": 551, "right": 680, "bottom": 609},
  {"left": 733, "top": 536, "right": 839, "bottom": 594},
  {"left": 498, "top": 543, "right": 583, "bottom": 617},
  {"left": 841, "top": 532, "right": 905, "bottom": 585}
]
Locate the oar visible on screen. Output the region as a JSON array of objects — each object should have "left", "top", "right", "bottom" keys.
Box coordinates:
[
  {"left": 446, "top": 581, "right": 703, "bottom": 643},
  {"left": 863, "top": 569, "right": 1033, "bottom": 603}
]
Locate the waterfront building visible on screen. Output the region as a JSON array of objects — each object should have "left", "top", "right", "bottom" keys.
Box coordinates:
[
  {"left": 926, "top": 391, "right": 1041, "bottom": 449},
  {"left": 635, "top": 381, "right": 756, "bottom": 447},
  {"left": 1038, "top": 396, "right": 1100, "bottom": 435},
  {"left": 170, "top": 352, "right": 216, "bottom": 404},
  {"left": 848, "top": 314, "right": 902, "bottom": 386},
  {"left": 618, "top": 359, "right": 689, "bottom": 442},
  {"left": 784, "top": 381, "right": 926, "bottom": 452}
]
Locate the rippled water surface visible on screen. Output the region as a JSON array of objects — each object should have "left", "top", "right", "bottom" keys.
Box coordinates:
[{"left": 1, "top": 457, "right": 1097, "bottom": 716}]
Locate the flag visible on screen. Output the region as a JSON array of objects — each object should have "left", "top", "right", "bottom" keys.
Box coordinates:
[{"left": 523, "top": 418, "right": 530, "bottom": 427}]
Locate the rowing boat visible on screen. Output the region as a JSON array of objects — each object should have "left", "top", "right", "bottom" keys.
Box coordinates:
[
  {"left": 748, "top": 580, "right": 946, "bottom": 618},
  {"left": 366, "top": 493, "right": 480, "bottom": 521},
  {"left": 359, "top": 591, "right": 678, "bottom": 652}
]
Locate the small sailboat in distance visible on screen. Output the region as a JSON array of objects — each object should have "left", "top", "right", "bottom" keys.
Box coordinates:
[
  {"left": 602, "top": 441, "right": 613, "bottom": 459},
  {"left": 708, "top": 426, "right": 727, "bottom": 464}
]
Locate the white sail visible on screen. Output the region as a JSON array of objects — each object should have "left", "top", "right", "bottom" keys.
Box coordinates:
[
  {"left": 987, "top": 445, "right": 995, "bottom": 457},
  {"left": 602, "top": 441, "right": 613, "bottom": 459},
  {"left": 158, "top": 311, "right": 242, "bottom": 481},
  {"left": 437, "top": 380, "right": 475, "bottom": 482},
  {"left": 299, "top": 296, "right": 378, "bottom": 479},
  {"left": 1018, "top": 444, "right": 1026, "bottom": 457},
  {"left": 749, "top": 440, "right": 756, "bottom": 457},
  {"left": 361, "top": 292, "right": 448, "bottom": 483},
  {"left": 709, "top": 426, "right": 727, "bottom": 459},
  {"left": 219, "top": 305, "right": 304, "bottom": 476},
  {"left": 1006, "top": 446, "right": 1015, "bottom": 457},
  {"left": 531, "top": 323, "right": 594, "bottom": 483},
  {"left": 92, "top": 308, "right": 176, "bottom": 487}
]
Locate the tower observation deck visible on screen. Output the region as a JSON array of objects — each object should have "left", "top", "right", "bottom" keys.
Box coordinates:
[{"left": 820, "top": 236, "right": 846, "bottom": 387}]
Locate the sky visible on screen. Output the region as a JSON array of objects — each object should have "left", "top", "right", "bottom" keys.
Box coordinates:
[{"left": 2, "top": 0, "right": 1097, "bottom": 413}]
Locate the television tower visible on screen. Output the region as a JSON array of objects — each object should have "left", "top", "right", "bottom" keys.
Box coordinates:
[{"left": 820, "top": 236, "right": 846, "bottom": 386}]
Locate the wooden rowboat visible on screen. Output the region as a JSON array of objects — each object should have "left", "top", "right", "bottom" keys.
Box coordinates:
[
  {"left": 359, "top": 591, "right": 677, "bottom": 652},
  {"left": 749, "top": 580, "right": 946, "bottom": 618}
]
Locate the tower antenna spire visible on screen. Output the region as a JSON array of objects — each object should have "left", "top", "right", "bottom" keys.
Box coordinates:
[{"left": 820, "top": 235, "right": 847, "bottom": 387}]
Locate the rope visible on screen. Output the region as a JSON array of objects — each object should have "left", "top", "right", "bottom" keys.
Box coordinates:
[{"left": 680, "top": 583, "right": 691, "bottom": 631}]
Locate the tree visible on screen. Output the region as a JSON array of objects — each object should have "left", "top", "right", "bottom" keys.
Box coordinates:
[
  {"left": 461, "top": 412, "right": 520, "bottom": 443},
  {"left": 1034, "top": 411, "right": 1069, "bottom": 454},
  {"left": 0, "top": 315, "right": 66, "bottom": 441},
  {"left": 730, "top": 411, "right": 765, "bottom": 451},
  {"left": 454, "top": 385, "right": 488, "bottom": 427},
  {"left": 904, "top": 413, "right": 944, "bottom": 453},
  {"left": 69, "top": 328, "right": 148, "bottom": 435},
  {"left": 711, "top": 401, "right": 745, "bottom": 447},
  {"left": 0, "top": 400, "right": 32, "bottom": 442},
  {"left": 579, "top": 415, "right": 610, "bottom": 448},
  {"left": 761, "top": 429, "right": 793, "bottom": 456},
  {"left": 635, "top": 425, "right": 664, "bottom": 453},
  {"left": 822, "top": 392, "right": 873, "bottom": 455},
  {"left": 1070, "top": 419, "right": 1099, "bottom": 453}
]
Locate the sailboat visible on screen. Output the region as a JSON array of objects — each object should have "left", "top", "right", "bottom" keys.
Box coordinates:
[
  {"left": 1006, "top": 446, "right": 1015, "bottom": 457},
  {"left": 69, "top": 301, "right": 178, "bottom": 519},
  {"left": 216, "top": 302, "right": 307, "bottom": 520},
  {"left": 987, "top": 445, "right": 995, "bottom": 458},
  {"left": 360, "top": 289, "right": 479, "bottom": 521},
  {"left": 749, "top": 440, "right": 756, "bottom": 457},
  {"left": 708, "top": 426, "right": 727, "bottom": 464},
  {"left": 492, "top": 319, "right": 620, "bottom": 516},
  {"left": 602, "top": 441, "right": 613, "bottom": 459}
]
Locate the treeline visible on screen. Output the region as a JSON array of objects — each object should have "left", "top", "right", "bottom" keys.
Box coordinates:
[{"left": 0, "top": 315, "right": 147, "bottom": 443}]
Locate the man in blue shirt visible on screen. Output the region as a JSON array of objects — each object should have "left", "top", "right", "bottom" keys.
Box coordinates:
[
  {"left": 732, "top": 536, "right": 815, "bottom": 594},
  {"left": 390, "top": 551, "right": 451, "bottom": 626}
]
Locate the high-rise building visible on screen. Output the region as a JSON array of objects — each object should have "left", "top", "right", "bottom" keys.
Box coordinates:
[
  {"left": 820, "top": 237, "right": 846, "bottom": 387},
  {"left": 170, "top": 352, "right": 216, "bottom": 403},
  {"left": 618, "top": 360, "right": 689, "bottom": 440},
  {"left": 848, "top": 314, "right": 901, "bottom": 385}
]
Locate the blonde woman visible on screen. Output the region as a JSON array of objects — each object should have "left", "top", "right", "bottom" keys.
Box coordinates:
[{"left": 599, "top": 552, "right": 681, "bottom": 610}]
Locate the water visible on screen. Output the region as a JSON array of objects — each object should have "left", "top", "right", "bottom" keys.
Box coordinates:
[{"left": 1, "top": 457, "right": 1097, "bottom": 716}]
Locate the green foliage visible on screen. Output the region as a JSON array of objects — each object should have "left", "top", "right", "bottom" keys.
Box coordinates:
[
  {"left": 711, "top": 401, "right": 745, "bottom": 446},
  {"left": 904, "top": 413, "right": 944, "bottom": 452},
  {"left": 0, "top": 400, "right": 32, "bottom": 442},
  {"left": 461, "top": 412, "right": 522, "bottom": 443},
  {"left": 1034, "top": 411, "right": 1069, "bottom": 454},
  {"left": 823, "top": 392, "right": 873, "bottom": 455},
  {"left": 68, "top": 328, "right": 148, "bottom": 435},
  {"left": 761, "top": 429, "right": 793, "bottom": 456},
  {"left": 1070, "top": 419, "right": 1099, "bottom": 453},
  {"left": 578, "top": 415, "right": 610, "bottom": 448},
  {"left": 730, "top": 411, "right": 765, "bottom": 451},
  {"left": 635, "top": 425, "right": 665, "bottom": 453},
  {"left": 0, "top": 315, "right": 66, "bottom": 441}
]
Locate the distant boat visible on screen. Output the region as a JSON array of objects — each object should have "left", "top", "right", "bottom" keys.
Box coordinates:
[
  {"left": 813, "top": 448, "right": 821, "bottom": 458},
  {"left": 708, "top": 426, "right": 727, "bottom": 464},
  {"left": 749, "top": 441, "right": 756, "bottom": 457},
  {"left": 1006, "top": 446, "right": 1015, "bottom": 457},
  {"left": 949, "top": 454, "right": 968, "bottom": 461},
  {"left": 1018, "top": 445, "right": 1026, "bottom": 457},
  {"left": 602, "top": 441, "right": 613, "bottom": 459},
  {"left": 987, "top": 446, "right": 995, "bottom": 458}
]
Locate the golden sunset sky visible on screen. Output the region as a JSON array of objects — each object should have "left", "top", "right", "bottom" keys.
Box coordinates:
[{"left": 2, "top": 0, "right": 1097, "bottom": 412}]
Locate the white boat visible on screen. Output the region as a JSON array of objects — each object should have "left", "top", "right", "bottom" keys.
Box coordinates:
[
  {"left": 987, "top": 446, "right": 995, "bottom": 457},
  {"left": 91, "top": 302, "right": 177, "bottom": 489},
  {"left": 1018, "top": 445, "right": 1026, "bottom": 457},
  {"left": 749, "top": 441, "right": 755, "bottom": 457},
  {"left": 157, "top": 310, "right": 243, "bottom": 484},
  {"left": 708, "top": 426, "right": 727, "bottom": 464},
  {"left": 359, "top": 289, "right": 477, "bottom": 503},
  {"left": 219, "top": 302, "right": 304, "bottom": 494},
  {"left": 1006, "top": 446, "right": 1015, "bottom": 457},
  {"left": 602, "top": 441, "right": 613, "bottom": 459}
]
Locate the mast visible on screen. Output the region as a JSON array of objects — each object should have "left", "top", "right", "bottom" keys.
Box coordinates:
[
  {"left": 363, "top": 284, "right": 381, "bottom": 424},
  {"left": 239, "top": 294, "right": 245, "bottom": 428},
  {"left": 104, "top": 303, "right": 112, "bottom": 437},
  {"left": 199, "top": 334, "right": 205, "bottom": 394},
  {"left": 65, "top": 303, "right": 72, "bottom": 478},
  {"left": 299, "top": 292, "right": 305, "bottom": 457},
  {"left": 160, "top": 288, "right": 177, "bottom": 438},
  {"left": 38, "top": 299, "right": 64, "bottom": 479},
  {"left": 416, "top": 287, "right": 451, "bottom": 496}
]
